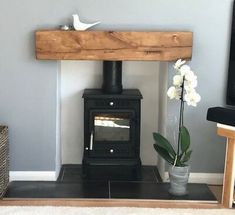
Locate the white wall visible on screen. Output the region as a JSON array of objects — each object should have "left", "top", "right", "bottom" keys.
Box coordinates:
[
  {"left": 61, "top": 61, "right": 164, "bottom": 165},
  {"left": 61, "top": 61, "right": 102, "bottom": 164}
]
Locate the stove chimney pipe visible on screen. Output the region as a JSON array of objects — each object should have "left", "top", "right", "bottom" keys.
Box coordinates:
[{"left": 102, "top": 61, "right": 123, "bottom": 94}]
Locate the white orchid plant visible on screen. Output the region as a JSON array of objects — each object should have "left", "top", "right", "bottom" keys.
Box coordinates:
[{"left": 153, "top": 59, "right": 201, "bottom": 167}]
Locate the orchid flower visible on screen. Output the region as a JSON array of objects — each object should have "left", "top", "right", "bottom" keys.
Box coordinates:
[{"left": 153, "top": 59, "right": 201, "bottom": 167}]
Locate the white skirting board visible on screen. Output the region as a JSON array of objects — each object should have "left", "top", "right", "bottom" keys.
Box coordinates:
[
  {"left": 9, "top": 171, "right": 57, "bottom": 181},
  {"left": 164, "top": 172, "right": 224, "bottom": 185}
]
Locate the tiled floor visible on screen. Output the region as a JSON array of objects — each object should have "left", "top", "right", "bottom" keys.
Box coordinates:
[{"left": 4, "top": 165, "right": 217, "bottom": 201}]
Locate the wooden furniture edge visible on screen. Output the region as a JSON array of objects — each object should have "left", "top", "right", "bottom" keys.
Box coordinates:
[
  {"left": 217, "top": 126, "right": 235, "bottom": 208},
  {"left": 217, "top": 127, "right": 235, "bottom": 139},
  {"left": 221, "top": 138, "right": 235, "bottom": 208},
  {"left": 0, "top": 198, "right": 221, "bottom": 208}
]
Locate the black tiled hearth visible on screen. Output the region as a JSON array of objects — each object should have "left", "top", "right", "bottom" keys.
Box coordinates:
[{"left": 4, "top": 165, "right": 217, "bottom": 202}]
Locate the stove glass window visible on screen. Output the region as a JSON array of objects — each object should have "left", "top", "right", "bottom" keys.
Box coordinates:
[{"left": 94, "top": 113, "right": 131, "bottom": 141}]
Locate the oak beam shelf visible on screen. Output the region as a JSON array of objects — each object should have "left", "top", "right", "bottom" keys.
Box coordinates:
[{"left": 35, "top": 30, "right": 193, "bottom": 61}]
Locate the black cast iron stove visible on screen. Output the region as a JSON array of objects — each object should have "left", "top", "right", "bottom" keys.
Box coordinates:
[{"left": 82, "top": 61, "right": 142, "bottom": 179}]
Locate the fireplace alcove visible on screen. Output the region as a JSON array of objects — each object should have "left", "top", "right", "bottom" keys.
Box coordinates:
[{"left": 61, "top": 60, "right": 166, "bottom": 180}]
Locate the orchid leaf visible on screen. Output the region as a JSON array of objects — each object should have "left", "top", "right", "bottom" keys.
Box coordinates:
[
  {"left": 182, "top": 150, "right": 192, "bottom": 163},
  {"left": 153, "top": 144, "right": 175, "bottom": 165},
  {"left": 180, "top": 126, "right": 190, "bottom": 153},
  {"left": 153, "top": 132, "right": 176, "bottom": 158}
]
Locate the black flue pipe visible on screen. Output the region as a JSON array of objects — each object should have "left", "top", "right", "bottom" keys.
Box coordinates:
[{"left": 102, "top": 61, "right": 123, "bottom": 94}]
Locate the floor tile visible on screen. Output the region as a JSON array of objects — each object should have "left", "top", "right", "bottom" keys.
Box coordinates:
[
  {"left": 5, "top": 181, "right": 109, "bottom": 198},
  {"left": 59, "top": 164, "right": 158, "bottom": 182},
  {"left": 110, "top": 181, "right": 217, "bottom": 201}
]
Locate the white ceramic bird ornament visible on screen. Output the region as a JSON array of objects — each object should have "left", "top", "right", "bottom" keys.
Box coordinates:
[{"left": 72, "top": 14, "right": 100, "bottom": 31}]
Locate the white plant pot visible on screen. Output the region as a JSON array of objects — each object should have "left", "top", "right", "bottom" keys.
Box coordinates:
[{"left": 168, "top": 165, "right": 190, "bottom": 196}]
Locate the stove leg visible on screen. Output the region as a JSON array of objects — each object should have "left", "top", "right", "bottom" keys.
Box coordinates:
[
  {"left": 132, "top": 163, "right": 141, "bottom": 180},
  {"left": 82, "top": 160, "right": 88, "bottom": 178}
]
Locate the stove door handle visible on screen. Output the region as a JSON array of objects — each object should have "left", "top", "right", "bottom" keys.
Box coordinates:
[{"left": 89, "top": 131, "right": 93, "bottom": 150}]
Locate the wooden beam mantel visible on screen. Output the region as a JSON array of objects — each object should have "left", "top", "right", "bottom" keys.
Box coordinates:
[{"left": 35, "top": 30, "right": 193, "bottom": 61}]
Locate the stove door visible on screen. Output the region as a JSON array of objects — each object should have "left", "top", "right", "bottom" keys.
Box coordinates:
[{"left": 88, "top": 110, "right": 136, "bottom": 158}]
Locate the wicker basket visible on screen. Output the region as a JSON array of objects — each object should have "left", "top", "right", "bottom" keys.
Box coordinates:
[{"left": 0, "top": 126, "right": 9, "bottom": 198}]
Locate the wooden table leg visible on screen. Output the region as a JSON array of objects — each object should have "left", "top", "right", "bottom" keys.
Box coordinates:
[{"left": 222, "top": 138, "right": 235, "bottom": 208}]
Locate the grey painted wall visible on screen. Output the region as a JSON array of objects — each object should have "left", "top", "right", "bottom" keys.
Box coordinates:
[{"left": 0, "top": 0, "right": 233, "bottom": 172}]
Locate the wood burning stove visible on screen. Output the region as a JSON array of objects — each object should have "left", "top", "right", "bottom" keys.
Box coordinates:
[
  {"left": 82, "top": 89, "right": 142, "bottom": 178},
  {"left": 82, "top": 61, "right": 142, "bottom": 179}
]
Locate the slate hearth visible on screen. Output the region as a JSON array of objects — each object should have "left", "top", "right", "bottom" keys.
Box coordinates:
[{"left": 4, "top": 165, "right": 217, "bottom": 202}]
